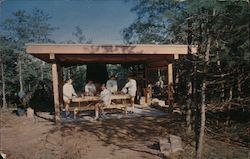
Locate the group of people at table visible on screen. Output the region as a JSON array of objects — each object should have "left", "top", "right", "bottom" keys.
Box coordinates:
[{"left": 63, "top": 75, "right": 137, "bottom": 119}]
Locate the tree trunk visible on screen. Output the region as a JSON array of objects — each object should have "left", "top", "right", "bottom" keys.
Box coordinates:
[
  {"left": 196, "top": 22, "right": 212, "bottom": 157},
  {"left": 1, "top": 59, "right": 7, "bottom": 109},
  {"left": 237, "top": 73, "right": 242, "bottom": 98},
  {"left": 194, "top": 70, "right": 199, "bottom": 152},
  {"left": 226, "top": 86, "right": 233, "bottom": 125},
  {"left": 195, "top": 21, "right": 203, "bottom": 154},
  {"left": 197, "top": 81, "right": 206, "bottom": 159},
  {"left": 18, "top": 55, "right": 24, "bottom": 92},
  {"left": 158, "top": 69, "right": 161, "bottom": 78},
  {"left": 41, "top": 61, "right": 44, "bottom": 81},
  {"left": 186, "top": 97, "right": 192, "bottom": 134},
  {"left": 221, "top": 84, "right": 225, "bottom": 102},
  {"left": 216, "top": 40, "right": 225, "bottom": 102},
  {"left": 228, "top": 86, "right": 233, "bottom": 110},
  {"left": 186, "top": 76, "right": 193, "bottom": 134},
  {"left": 186, "top": 18, "right": 193, "bottom": 134},
  {"left": 63, "top": 67, "right": 67, "bottom": 81},
  {"left": 67, "top": 68, "right": 71, "bottom": 79}
]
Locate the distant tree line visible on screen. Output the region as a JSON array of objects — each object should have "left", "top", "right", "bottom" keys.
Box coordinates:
[
  {"left": 0, "top": 8, "right": 92, "bottom": 111},
  {"left": 0, "top": 8, "right": 130, "bottom": 111},
  {"left": 0, "top": 9, "right": 56, "bottom": 110}
]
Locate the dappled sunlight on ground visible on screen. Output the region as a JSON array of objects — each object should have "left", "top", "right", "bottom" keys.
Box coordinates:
[{"left": 0, "top": 109, "right": 248, "bottom": 159}]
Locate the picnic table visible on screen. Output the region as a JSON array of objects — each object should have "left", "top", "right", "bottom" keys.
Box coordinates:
[{"left": 69, "top": 94, "right": 131, "bottom": 119}]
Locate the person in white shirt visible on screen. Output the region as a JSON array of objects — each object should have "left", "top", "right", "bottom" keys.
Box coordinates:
[
  {"left": 122, "top": 75, "right": 137, "bottom": 113},
  {"left": 95, "top": 84, "right": 111, "bottom": 119},
  {"left": 63, "top": 79, "right": 77, "bottom": 114},
  {"left": 85, "top": 80, "right": 96, "bottom": 96},
  {"left": 106, "top": 75, "right": 118, "bottom": 94}
]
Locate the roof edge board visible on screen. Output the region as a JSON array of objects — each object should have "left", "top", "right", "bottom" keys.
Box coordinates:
[{"left": 26, "top": 44, "right": 196, "bottom": 55}]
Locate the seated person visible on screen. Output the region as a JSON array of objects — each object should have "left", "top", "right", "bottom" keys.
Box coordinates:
[
  {"left": 106, "top": 75, "right": 118, "bottom": 94},
  {"left": 63, "top": 78, "right": 77, "bottom": 115},
  {"left": 95, "top": 84, "right": 111, "bottom": 119},
  {"left": 122, "top": 75, "right": 137, "bottom": 113},
  {"left": 85, "top": 80, "right": 96, "bottom": 96}
]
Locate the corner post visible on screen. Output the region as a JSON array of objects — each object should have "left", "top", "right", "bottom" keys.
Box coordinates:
[
  {"left": 168, "top": 63, "right": 174, "bottom": 112},
  {"left": 58, "top": 65, "right": 63, "bottom": 109},
  {"left": 51, "top": 54, "right": 60, "bottom": 123},
  {"left": 144, "top": 63, "right": 152, "bottom": 105}
]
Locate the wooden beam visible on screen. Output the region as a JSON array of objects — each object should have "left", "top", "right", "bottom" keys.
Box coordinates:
[
  {"left": 148, "top": 66, "right": 169, "bottom": 71},
  {"left": 144, "top": 64, "right": 148, "bottom": 87},
  {"left": 168, "top": 63, "right": 174, "bottom": 112},
  {"left": 26, "top": 44, "right": 195, "bottom": 55},
  {"left": 49, "top": 53, "right": 55, "bottom": 60},
  {"left": 52, "top": 62, "right": 60, "bottom": 123},
  {"left": 168, "top": 64, "right": 173, "bottom": 90},
  {"left": 148, "top": 60, "right": 170, "bottom": 68},
  {"left": 58, "top": 64, "right": 63, "bottom": 110},
  {"left": 174, "top": 54, "right": 179, "bottom": 60},
  {"left": 59, "top": 56, "right": 147, "bottom": 63},
  {"left": 144, "top": 64, "right": 149, "bottom": 104}
]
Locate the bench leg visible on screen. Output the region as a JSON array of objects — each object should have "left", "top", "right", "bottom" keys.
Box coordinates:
[
  {"left": 125, "top": 105, "right": 128, "bottom": 116},
  {"left": 74, "top": 111, "right": 76, "bottom": 120},
  {"left": 95, "top": 105, "right": 99, "bottom": 120},
  {"left": 74, "top": 109, "right": 78, "bottom": 120}
]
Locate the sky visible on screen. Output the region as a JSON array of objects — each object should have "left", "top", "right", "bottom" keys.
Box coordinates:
[{"left": 0, "top": 0, "right": 136, "bottom": 44}]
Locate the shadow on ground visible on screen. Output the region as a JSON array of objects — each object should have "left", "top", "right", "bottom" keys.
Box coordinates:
[{"left": 49, "top": 113, "right": 186, "bottom": 158}]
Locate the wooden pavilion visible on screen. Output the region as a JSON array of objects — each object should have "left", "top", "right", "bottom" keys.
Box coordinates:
[{"left": 26, "top": 44, "right": 196, "bottom": 123}]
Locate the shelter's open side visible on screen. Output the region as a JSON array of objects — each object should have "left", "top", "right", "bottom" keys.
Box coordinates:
[{"left": 26, "top": 44, "right": 197, "bottom": 123}]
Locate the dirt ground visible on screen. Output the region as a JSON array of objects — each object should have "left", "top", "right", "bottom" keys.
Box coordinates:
[{"left": 0, "top": 109, "right": 249, "bottom": 159}]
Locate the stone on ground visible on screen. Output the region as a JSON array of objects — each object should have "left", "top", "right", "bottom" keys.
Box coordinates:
[
  {"left": 26, "top": 107, "right": 34, "bottom": 118},
  {"left": 169, "top": 134, "right": 184, "bottom": 153},
  {"left": 159, "top": 134, "right": 184, "bottom": 158},
  {"left": 159, "top": 138, "right": 171, "bottom": 157}
]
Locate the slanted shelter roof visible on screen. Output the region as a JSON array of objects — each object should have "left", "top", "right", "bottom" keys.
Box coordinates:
[{"left": 26, "top": 44, "right": 196, "bottom": 68}]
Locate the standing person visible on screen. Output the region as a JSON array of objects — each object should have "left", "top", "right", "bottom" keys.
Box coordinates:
[
  {"left": 95, "top": 84, "right": 111, "bottom": 119},
  {"left": 122, "top": 75, "right": 137, "bottom": 113},
  {"left": 63, "top": 78, "right": 77, "bottom": 116},
  {"left": 106, "top": 75, "right": 118, "bottom": 94},
  {"left": 85, "top": 80, "right": 96, "bottom": 96}
]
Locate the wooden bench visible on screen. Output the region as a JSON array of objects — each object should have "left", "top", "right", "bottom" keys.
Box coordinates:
[{"left": 70, "top": 94, "right": 131, "bottom": 119}]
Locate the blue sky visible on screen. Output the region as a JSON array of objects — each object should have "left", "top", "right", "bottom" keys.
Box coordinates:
[{"left": 0, "top": 0, "right": 136, "bottom": 44}]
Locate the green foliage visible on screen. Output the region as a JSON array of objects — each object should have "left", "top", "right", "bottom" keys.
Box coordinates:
[
  {"left": 0, "top": 8, "right": 57, "bottom": 107},
  {"left": 70, "top": 65, "right": 87, "bottom": 92},
  {"left": 123, "top": 0, "right": 186, "bottom": 44},
  {"left": 72, "top": 26, "right": 92, "bottom": 44},
  {"left": 1, "top": 8, "right": 56, "bottom": 44},
  {"left": 0, "top": 36, "right": 18, "bottom": 97},
  {"left": 123, "top": 0, "right": 250, "bottom": 103}
]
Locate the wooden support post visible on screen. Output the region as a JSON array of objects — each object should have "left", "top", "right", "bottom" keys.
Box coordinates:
[
  {"left": 174, "top": 54, "right": 179, "bottom": 60},
  {"left": 144, "top": 64, "right": 149, "bottom": 104},
  {"left": 144, "top": 64, "right": 148, "bottom": 87},
  {"left": 168, "top": 63, "right": 174, "bottom": 112},
  {"left": 58, "top": 64, "right": 63, "bottom": 110},
  {"left": 52, "top": 62, "right": 60, "bottom": 123}
]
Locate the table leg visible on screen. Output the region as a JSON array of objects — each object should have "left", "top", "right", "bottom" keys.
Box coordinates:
[
  {"left": 74, "top": 102, "right": 80, "bottom": 120},
  {"left": 95, "top": 105, "right": 99, "bottom": 119},
  {"left": 125, "top": 105, "right": 128, "bottom": 116},
  {"left": 122, "top": 99, "right": 128, "bottom": 116},
  {"left": 74, "top": 109, "right": 77, "bottom": 120}
]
